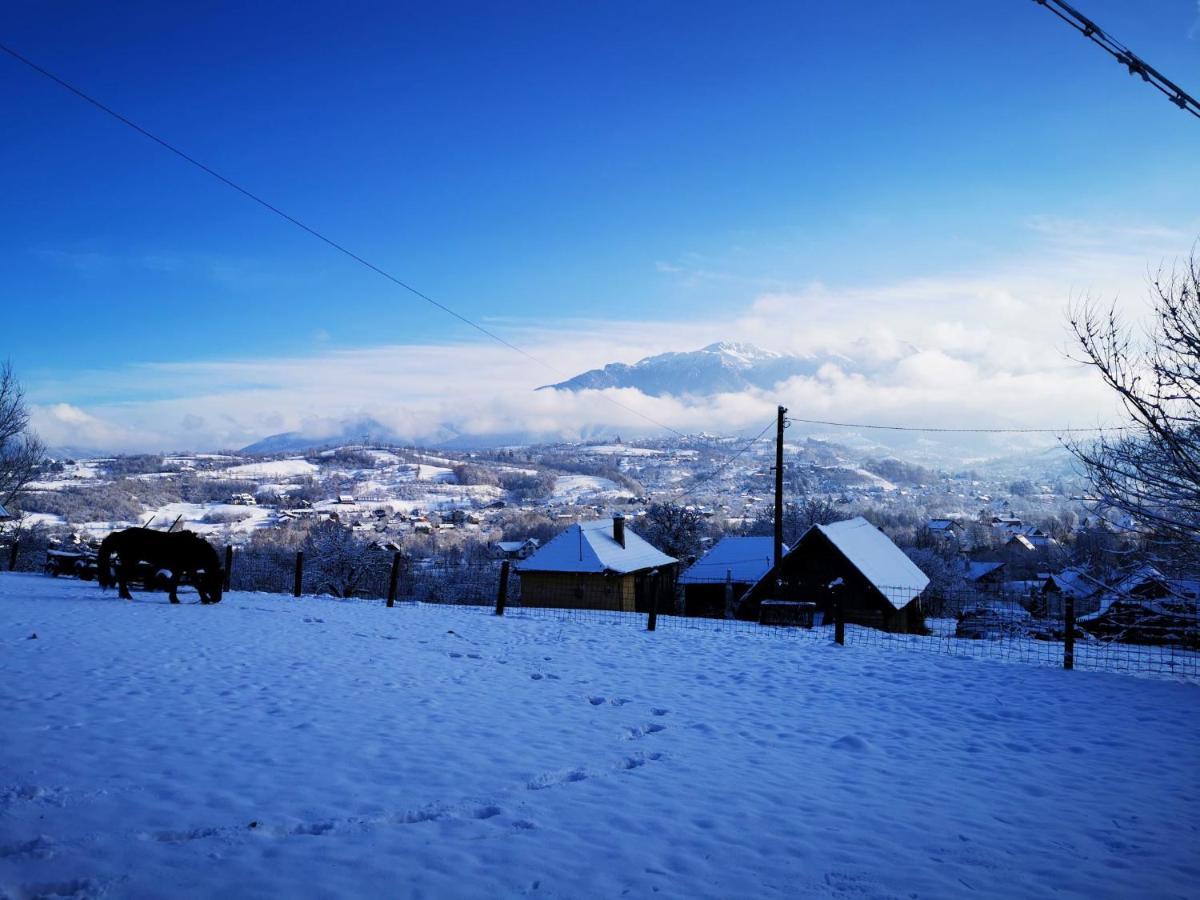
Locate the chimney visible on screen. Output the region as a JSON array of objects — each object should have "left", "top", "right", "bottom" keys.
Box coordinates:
[{"left": 612, "top": 514, "right": 626, "bottom": 548}]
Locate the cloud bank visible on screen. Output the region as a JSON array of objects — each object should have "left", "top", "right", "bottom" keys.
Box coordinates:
[{"left": 27, "top": 218, "right": 1187, "bottom": 455}]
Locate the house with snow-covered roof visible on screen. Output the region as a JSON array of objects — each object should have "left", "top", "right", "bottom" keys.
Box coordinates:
[
  {"left": 678, "top": 536, "right": 785, "bottom": 618},
  {"left": 516, "top": 516, "right": 676, "bottom": 613},
  {"left": 739, "top": 516, "right": 930, "bottom": 633}
]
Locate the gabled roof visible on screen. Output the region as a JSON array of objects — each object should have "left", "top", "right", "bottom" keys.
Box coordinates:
[
  {"left": 811, "top": 517, "right": 929, "bottom": 609},
  {"left": 1043, "top": 567, "right": 1103, "bottom": 599},
  {"left": 679, "top": 536, "right": 783, "bottom": 585},
  {"left": 965, "top": 560, "right": 1005, "bottom": 582},
  {"left": 516, "top": 519, "right": 676, "bottom": 575}
]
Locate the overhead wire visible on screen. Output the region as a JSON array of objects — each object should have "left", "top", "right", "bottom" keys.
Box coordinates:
[
  {"left": 0, "top": 41, "right": 690, "bottom": 439},
  {"left": 1031, "top": 0, "right": 1200, "bottom": 119}
]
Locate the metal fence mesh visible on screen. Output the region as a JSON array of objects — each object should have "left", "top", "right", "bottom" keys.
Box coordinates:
[{"left": 7, "top": 539, "right": 1197, "bottom": 681}]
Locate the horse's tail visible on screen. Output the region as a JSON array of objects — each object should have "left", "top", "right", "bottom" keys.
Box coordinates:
[{"left": 97, "top": 533, "right": 117, "bottom": 589}]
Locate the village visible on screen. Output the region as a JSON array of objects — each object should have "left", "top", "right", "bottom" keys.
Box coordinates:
[{"left": 2, "top": 430, "right": 1194, "bottom": 663}]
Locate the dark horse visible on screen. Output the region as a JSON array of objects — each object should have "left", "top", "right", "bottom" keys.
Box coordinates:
[{"left": 98, "top": 528, "right": 223, "bottom": 604}]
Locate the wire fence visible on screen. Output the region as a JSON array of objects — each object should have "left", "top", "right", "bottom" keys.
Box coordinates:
[{"left": 5, "top": 536, "right": 1197, "bottom": 682}]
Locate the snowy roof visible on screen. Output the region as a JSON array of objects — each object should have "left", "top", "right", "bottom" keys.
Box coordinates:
[
  {"left": 811, "top": 517, "right": 929, "bottom": 609},
  {"left": 679, "top": 537, "right": 783, "bottom": 585},
  {"left": 0, "top": 503, "right": 10, "bottom": 520},
  {"left": 516, "top": 518, "right": 676, "bottom": 575},
  {"left": 965, "top": 560, "right": 1004, "bottom": 582},
  {"left": 1043, "top": 567, "right": 1103, "bottom": 599}
]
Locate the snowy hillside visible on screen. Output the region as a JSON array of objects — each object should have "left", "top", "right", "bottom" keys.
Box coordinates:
[{"left": 2, "top": 573, "right": 1197, "bottom": 899}]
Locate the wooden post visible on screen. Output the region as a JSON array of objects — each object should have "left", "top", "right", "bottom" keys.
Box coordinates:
[
  {"left": 646, "top": 570, "right": 659, "bottom": 632},
  {"left": 387, "top": 551, "right": 402, "bottom": 607},
  {"left": 1064, "top": 594, "right": 1075, "bottom": 670},
  {"left": 7, "top": 540, "right": 19, "bottom": 572},
  {"left": 495, "top": 560, "right": 510, "bottom": 616},
  {"left": 723, "top": 569, "right": 734, "bottom": 619},
  {"left": 834, "top": 589, "right": 845, "bottom": 645},
  {"left": 773, "top": 405, "right": 787, "bottom": 572},
  {"left": 293, "top": 551, "right": 304, "bottom": 598},
  {"left": 223, "top": 545, "right": 233, "bottom": 592}
]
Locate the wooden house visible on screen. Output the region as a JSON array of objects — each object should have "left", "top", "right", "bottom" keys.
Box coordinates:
[
  {"left": 678, "top": 536, "right": 782, "bottom": 618},
  {"left": 516, "top": 516, "right": 677, "bottom": 613},
  {"left": 739, "top": 517, "right": 930, "bottom": 633}
]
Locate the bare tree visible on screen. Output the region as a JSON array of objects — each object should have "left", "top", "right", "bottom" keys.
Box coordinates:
[
  {"left": 1067, "top": 254, "right": 1200, "bottom": 568},
  {"left": 0, "top": 361, "right": 45, "bottom": 509},
  {"left": 641, "top": 502, "right": 706, "bottom": 562}
]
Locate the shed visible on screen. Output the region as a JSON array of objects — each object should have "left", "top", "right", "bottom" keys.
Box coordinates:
[
  {"left": 1079, "top": 565, "right": 1200, "bottom": 647},
  {"left": 739, "top": 517, "right": 930, "bottom": 633},
  {"left": 516, "top": 516, "right": 677, "bottom": 613},
  {"left": 678, "top": 536, "right": 783, "bottom": 618}
]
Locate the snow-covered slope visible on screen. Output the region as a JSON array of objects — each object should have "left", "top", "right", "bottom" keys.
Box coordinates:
[{"left": 2, "top": 573, "right": 1197, "bottom": 899}]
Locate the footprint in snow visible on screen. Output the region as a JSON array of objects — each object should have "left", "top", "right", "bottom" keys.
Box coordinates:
[{"left": 830, "top": 734, "right": 871, "bottom": 753}]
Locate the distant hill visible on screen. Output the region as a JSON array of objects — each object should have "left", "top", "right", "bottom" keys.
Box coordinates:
[
  {"left": 239, "top": 417, "right": 404, "bottom": 455},
  {"left": 538, "top": 341, "right": 857, "bottom": 397}
]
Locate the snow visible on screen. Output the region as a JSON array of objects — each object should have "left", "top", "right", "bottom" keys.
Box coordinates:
[
  {"left": 551, "top": 474, "right": 632, "bottom": 502},
  {"left": 814, "top": 517, "right": 930, "bottom": 608},
  {"left": 518, "top": 519, "right": 676, "bottom": 575},
  {"left": 585, "top": 445, "right": 663, "bottom": 457},
  {"left": 207, "top": 459, "right": 318, "bottom": 480},
  {"left": 1, "top": 572, "right": 1197, "bottom": 898}
]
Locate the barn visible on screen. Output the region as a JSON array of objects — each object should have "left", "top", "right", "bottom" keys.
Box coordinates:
[
  {"left": 739, "top": 517, "right": 930, "bottom": 634},
  {"left": 516, "top": 516, "right": 677, "bottom": 613},
  {"left": 678, "top": 536, "right": 782, "bottom": 618}
]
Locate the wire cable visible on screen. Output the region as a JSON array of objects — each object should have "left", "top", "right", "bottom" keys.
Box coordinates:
[
  {"left": 0, "top": 41, "right": 690, "bottom": 439},
  {"left": 789, "top": 417, "right": 1128, "bottom": 435},
  {"left": 1031, "top": 0, "right": 1200, "bottom": 119}
]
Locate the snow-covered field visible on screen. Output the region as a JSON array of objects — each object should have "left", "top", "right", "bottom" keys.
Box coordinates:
[
  {"left": 551, "top": 474, "right": 632, "bottom": 503},
  {"left": 1, "top": 572, "right": 1197, "bottom": 899}
]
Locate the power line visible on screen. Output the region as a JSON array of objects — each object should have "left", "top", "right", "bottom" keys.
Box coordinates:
[
  {"left": 671, "top": 418, "right": 777, "bottom": 504},
  {"left": 789, "top": 416, "right": 1127, "bottom": 435},
  {"left": 0, "top": 41, "right": 690, "bottom": 439},
  {"left": 1031, "top": 0, "right": 1200, "bottom": 119}
]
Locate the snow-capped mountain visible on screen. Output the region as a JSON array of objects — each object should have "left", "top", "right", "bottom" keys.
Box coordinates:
[{"left": 538, "top": 342, "right": 850, "bottom": 397}]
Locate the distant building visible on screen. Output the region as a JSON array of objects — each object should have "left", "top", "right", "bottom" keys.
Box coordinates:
[
  {"left": 739, "top": 517, "right": 930, "bottom": 633},
  {"left": 516, "top": 516, "right": 677, "bottom": 613},
  {"left": 493, "top": 538, "right": 540, "bottom": 561},
  {"left": 0, "top": 503, "right": 11, "bottom": 522}
]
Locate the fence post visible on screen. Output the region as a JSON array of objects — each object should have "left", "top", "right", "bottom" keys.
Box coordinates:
[
  {"left": 834, "top": 588, "right": 845, "bottom": 645},
  {"left": 7, "top": 540, "right": 19, "bottom": 572},
  {"left": 495, "top": 560, "right": 510, "bottom": 615},
  {"left": 223, "top": 545, "right": 233, "bottom": 592},
  {"left": 646, "top": 570, "right": 659, "bottom": 632},
  {"left": 723, "top": 569, "right": 734, "bottom": 619},
  {"left": 387, "top": 551, "right": 402, "bottom": 607},
  {"left": 293, "top": 551, "right": 304, "bottom": 598},
  {"left": 1064, "top": 594, "right": 1075, "bottom": 671}
]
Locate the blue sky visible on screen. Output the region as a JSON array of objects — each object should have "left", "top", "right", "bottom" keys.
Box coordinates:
[{"left": 3, "top": 0, "right": 1199, "bottom": 450}]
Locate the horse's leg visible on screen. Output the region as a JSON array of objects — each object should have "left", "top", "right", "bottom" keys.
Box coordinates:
[
  {"left": 168, "top": 570, "right": 181, "bottom": 604},
  {"left": 117, "top": 562, "right": 134, "bottom": 600}
]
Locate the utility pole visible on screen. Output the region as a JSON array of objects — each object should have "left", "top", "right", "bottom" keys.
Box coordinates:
[{"left": 774, "top": 405, "right": 788, "bottom": 571}]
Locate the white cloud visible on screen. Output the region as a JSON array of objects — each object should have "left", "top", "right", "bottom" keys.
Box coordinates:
[{"left": 25, "top": 217, "right": 1178, "bottom": 453}]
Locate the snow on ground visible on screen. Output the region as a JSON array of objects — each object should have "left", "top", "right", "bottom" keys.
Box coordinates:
[
  {"left": 17, "top": 512, "right": 66, "bottom": 530},
  {"left": 1, "top": 573, "right": 1197, "bottom": 899},
  {"left": 551, "top": 474, "right": 632, "bottom": 502},
  {"left": 586, "top": 445, "right": 663, "bottom": 457},
  {"left": 204, "top": 459, "right": 319, "bottom": 480}
]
